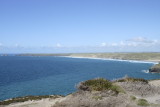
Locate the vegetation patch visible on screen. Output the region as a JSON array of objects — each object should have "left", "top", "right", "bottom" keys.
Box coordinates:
[
  {"left": 110, "top": 84, "right": 126, "bottom": 94},
  {"left": 92, "top": 96, "right": 103, "bottom": 100},
  {"left": 77, "top": 78, "right": 125, "bottom": 94},
  {"left": 0, "top": 95, "right": 62, "bottom": 105},
  {"left": 70, "top": 53, "right": 160, "bottom": 61},
  {"left": 151, "top": 64, "right": 160, "bottom": 68},
  {"left": 130, "top": 96, "right": 136, "bottom": 101},
  {"left": 116, "top": 77, "right": 148, "bottom": 84},
  {"left": 137, "top": 99, "right": 150, "bottom": 106}
]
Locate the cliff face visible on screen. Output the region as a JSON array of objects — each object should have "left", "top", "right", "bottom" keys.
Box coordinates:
[
  {"left": 149, "top": 64, "right": 160, "bottom": 73},
  {"left": 53, "top": 78, "right": 160, "bottom": 107},
  {"left": 2, "top": 78, "right": 160, "bottom": 107}
]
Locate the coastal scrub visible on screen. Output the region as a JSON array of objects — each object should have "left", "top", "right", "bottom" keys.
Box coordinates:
[
  {"left": 137, "top": 99, "right": 150, "bottom": 106},
  {"left": 77, "top": 78, "right": 125, "bottom": 94},
  {"left": 116, "top": 77, "right": 148, "bottom": 84}
]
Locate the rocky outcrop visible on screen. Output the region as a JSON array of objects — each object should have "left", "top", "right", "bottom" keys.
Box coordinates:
[
  {"left": 53, "top": 78, "right": 160, "bottom": 107},
  {"left": 149, "top": 64, "right": 160, "bottom": 73},
  {"left": 117, "top": 81, "right": 160, "bottom": 97},
  {"left": 2, "top": 78, "right": 160, "bottom": 107},
  {"left": 53, "top": 91, "right": 137, "bottom": 107}
]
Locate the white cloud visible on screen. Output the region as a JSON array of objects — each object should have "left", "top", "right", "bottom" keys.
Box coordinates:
[
  {"left": 101, "top": 42, "right": 107, "bottom": 47},
  {"left": 0, "top": 37, "right": 160, "bottom": 53},
  {"left": 56, "top": 43, "right": 62, "bottom": 47},
  {"left": 99, "top": 37, "right": 160, "bottom": 52},
  {"left": 15, "top": 44, "right": 20, "bottom": 47},
  {"left": 111, "top": 43, "right": 118, "bottom": 46},
  {"left": 127, "top": 37, "right": 157, "bottom": 44},
  {"left": 120, "top": 41, "right": 125, "bottom": 46}
]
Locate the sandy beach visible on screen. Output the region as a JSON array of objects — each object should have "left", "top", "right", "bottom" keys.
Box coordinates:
[
  {"left": 68, "top": 53, "right": 160, "bottom": 64},
  {"left": 1, "top": 53, "right": 160, "bottom": 107}
]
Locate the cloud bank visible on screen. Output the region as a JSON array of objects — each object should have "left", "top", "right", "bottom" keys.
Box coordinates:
[
  {"left": 101, "top": 37, "right": 159, "bottom": 47},
  {"left": 0, "top": 37, "right": 160, "bottom": 53}
]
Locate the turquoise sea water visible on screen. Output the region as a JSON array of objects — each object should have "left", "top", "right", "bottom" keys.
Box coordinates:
[{"left": 0, "top": 56, "right": 159, "bottom": 101}]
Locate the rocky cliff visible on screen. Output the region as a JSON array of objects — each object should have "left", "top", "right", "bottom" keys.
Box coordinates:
[
  {"left": 149, "top": 64, "right": 160, "bottom": 73},
  {"left": 2, "top": 77, "right": 160, "bottom": 107}
]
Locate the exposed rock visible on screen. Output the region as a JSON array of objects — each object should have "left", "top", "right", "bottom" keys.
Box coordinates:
[
  {"left": 53, "top": 78, "right": 160, "bottom": 107},
  {"left": 117, "top": 81, "right": 160, "bottom": 97},
  {"left": 2, "top": 78, "right": 160, "bottom": 107},
  {"left": 149, "top": 64, "right": 160, "bottom": 73},
  {"left": 53, "top": 91, "right": 137, "bottom": 107}
]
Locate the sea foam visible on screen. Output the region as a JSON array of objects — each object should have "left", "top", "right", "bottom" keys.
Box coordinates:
[{"left": 63, "top": 56, "right": 157, "bottom": 64}]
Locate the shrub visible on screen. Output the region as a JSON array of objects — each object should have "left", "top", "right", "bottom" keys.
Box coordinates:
[
  {"left": 82, "top": 78, "right": 112, "bottom": 91},
  {"left": 77, "top": 78, "right": 125, "bottom": 94},
  {"left": 110, "top": 84, "right": 126, "bottom": 94},
  {"left": 92, "top": 96, "right": 103, "bottom": 100},
  {"left": 117, "top": 77, "right": 148, "bottom": 84},
  {"left": 137, "top": 99, "right": 150, "bottom": 106},
  {"left": 130, "top": 96, "right": 136, "bottom": 101}
]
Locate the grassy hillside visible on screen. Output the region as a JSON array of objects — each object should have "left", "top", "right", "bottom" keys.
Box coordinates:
[
  {"left": 17, "top": 52, "right": 160, "bottom": 62},
  {"left": 69, "top": 53, "right": 160, "bottom": 61}
]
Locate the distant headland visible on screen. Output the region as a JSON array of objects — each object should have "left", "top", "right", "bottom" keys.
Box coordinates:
[{"left": 17, "top": 52, "right": 160, "bottom": 63}]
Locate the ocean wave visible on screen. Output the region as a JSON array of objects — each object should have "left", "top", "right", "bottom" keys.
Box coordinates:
[{"left": 142, "top": 70, "right": 150, "bottom": 73}]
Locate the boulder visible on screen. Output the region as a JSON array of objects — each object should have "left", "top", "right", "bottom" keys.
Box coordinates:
[{"left": 149, "top": 64, "right": 160, "bottom": 73}]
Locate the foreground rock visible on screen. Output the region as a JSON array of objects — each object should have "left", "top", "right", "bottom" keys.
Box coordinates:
[
  {"left": 53, "top": 91, "right": 136, "bottom": 107},
  {"left": 53, "top": 78, "right": 160, "bottom": 107},
  {"left": 149, "top": 64, "right": 160, "bottom": 73},
  {"left": 3, "top": 97, "right": 66, "bottom": 107},
  {"left": 1, "top": 77, "right": 160, "bottom": 107}
]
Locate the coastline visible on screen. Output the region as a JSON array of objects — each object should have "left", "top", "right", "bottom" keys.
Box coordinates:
[
  {"left": 16, "top": 52, "right": 160, "bottom": 64},
  {"left": 63, "top": 56, "right": 159, "bottom": 64},
  {"left": 1, "top": 53, "right": 160, "bottom": 106},
  {"left": 2, "top": 79, "right": 160, "bottom": 107}
]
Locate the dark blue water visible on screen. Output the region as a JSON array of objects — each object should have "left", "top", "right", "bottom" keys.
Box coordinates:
[{"left": 0, "top": 56, "right": 159, "bottom": 101}]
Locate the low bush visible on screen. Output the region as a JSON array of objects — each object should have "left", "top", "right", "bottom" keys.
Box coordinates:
[
  {"left": 137, "top": 99, "right": 150, "bottom": 106},
  {"left": 77, "top": 78, "right": 125, "bottom": 94},
  {"left": 92, "top": 96, "right": 103, "bottom": 100},
  {"left": 130, "top": 96, "right": 136, "bottom": 101},
  {"left": 117, "top": 77, "right": 148, "bottom": 84}
]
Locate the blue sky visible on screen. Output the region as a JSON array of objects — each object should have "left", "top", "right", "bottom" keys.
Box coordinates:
[{"left": 0, "top": 0, "right": 160, "bottom": 53}]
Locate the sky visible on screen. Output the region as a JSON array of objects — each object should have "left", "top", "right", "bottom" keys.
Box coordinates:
[{"left": 0, "top": 0, "right": 160, "bottom": 53}]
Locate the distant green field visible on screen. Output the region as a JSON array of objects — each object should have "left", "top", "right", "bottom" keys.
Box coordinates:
[
  {"left": 69, "top": 53, "right": 160, "bottom": 61},
  {"left": 18, "top": 53, "right": 160, "bottom": 62}
]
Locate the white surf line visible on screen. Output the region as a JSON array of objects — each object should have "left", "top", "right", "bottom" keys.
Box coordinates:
[{"left": 61, "top": 56, "right": 158, "bottom": 64}]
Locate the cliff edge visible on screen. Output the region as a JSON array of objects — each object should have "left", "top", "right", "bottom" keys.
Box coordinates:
[{"left": 1, "top": 77, "right": 160, "bottom": 107}]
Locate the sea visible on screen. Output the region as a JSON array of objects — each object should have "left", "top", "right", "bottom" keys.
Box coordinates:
[{"left": 0, "top": 56, "right": 159, "bottom": 101}]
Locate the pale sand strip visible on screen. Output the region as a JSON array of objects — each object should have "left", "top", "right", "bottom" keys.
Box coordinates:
[{"left": 5, "top": 97, "right": 66, "bottom": 107}]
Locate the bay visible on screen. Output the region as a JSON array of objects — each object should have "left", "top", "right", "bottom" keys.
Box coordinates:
[{"left": 0, "top": 56, "right": 159, "bottom": 101}]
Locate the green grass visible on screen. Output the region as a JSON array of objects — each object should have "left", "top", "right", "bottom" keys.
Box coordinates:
[
  {"left": 0, "top": 95, "right": 62, "bottom": 105},
  {"left": 130, "top": 96, "right": 136, "bottom": 101},
  {"left": 110, "top": 84, "right": 126, "bottom": 94},
  {"left": 137, "top": 99, "right": 150, "bottom": 106},
  {"left": 18, "top": 52, "right": 160, "bottom": 61},
  {"left": 77, "top": 78, "right": 125, "bottom": 94},
  {"left": 92, "top": 96, "right": 103, "bottom": 100},
  {"left": 70, "top": 52, "right": 160, "bottom": 61},
  {"left": 151, "top": 64, "right": 160, "bottom": 68},
  {"left": 82, "top": 78, "right": 112, "bottom": 91},
  {"left": 117, "top": 77, "right": 148, "bottom": 83}
]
